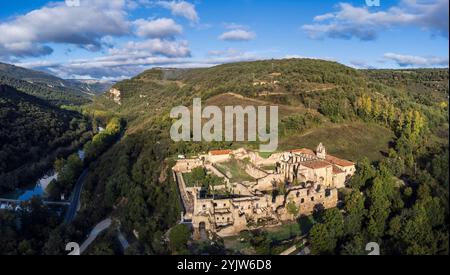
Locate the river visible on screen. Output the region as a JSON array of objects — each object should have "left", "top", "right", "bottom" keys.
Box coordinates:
[{"left": 3, "top": 150, "right": 85, "bottom": 201}]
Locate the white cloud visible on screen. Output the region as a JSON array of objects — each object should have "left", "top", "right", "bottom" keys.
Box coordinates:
[
  {"left": 0, "top": 0, "right": 131, "bottom": 57},
  {"left": 219, "top": 29, "right": 256, "bottom": 42},
  {"left": 302, "top": 0, "right": 449, "bottom": 40},
  {"left": 282, "top": 55, "right": 338, "bottom": 63},
  {"left": 383, "top": 52, "right": 449, "bottom": 67},
  {"left": 134, "top": 18, "right": 183, "bottom": 38},
  {"left": 15, "top": 47, "right": 262, "bottom": 80},
  {"left": 223, "top": 23, "right": 249, "bottom": 30},
  {"left": 114, "top": 39, "right": 191, "bottom": 58},
  {"left": 156, "top": 1, "right": 199, "bottom": 23},
  {"left": 30, "top": 38, "right": 191, "bottom": 78},
  {"left": 349, "top": 60, "right": 376, "bottom": 69},
  {"left": 208, "top": 48, "right": 241, "bottom": 57}
]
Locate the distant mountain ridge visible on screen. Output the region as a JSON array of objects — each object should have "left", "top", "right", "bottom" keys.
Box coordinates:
[
  {"left": 0, "top": 63, "right": 114, "bottom": 100},
  {"left": 0, "top": 74, "right": 88, "bottom": 106},
  {"left": 65, "top": 78, "right": 116, "bottom": 96}
]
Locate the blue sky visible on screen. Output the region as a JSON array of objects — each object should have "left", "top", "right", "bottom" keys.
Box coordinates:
[{"left": 0, "top": 0, "right": 448, "bottom": 80}]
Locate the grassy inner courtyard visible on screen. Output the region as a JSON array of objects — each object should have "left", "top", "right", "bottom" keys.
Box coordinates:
[{"left": 215, "top": 158, "right": 256, "bottom": 182}]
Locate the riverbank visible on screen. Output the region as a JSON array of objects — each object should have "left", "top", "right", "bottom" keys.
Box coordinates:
[{"left": 1, "top": 149, "right": 85, "bottom": 201}]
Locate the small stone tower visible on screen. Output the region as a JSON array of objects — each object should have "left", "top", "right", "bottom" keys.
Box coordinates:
[{"left": 316, "top": 143, "right": 326, "bottom": 159}]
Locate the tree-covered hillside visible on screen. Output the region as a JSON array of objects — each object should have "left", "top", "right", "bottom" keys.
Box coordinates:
[
  {"left": 0, "top": 62, "right": 112, "bottom": 98},
  {"left": 0, "top": 75, "right": 89, "bottom": 106},
  {"left": 0, "top": 85, "right": 91, "bottom": 193}
]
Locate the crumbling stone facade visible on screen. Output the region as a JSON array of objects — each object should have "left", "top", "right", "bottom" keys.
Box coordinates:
[{"left": 172, "top": 144, "right": 355, "bottom": 238}]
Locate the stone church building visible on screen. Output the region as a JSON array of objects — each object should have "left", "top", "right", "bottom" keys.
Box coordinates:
[{"left": 172, "top": 144, "right": 356, "bottom": 238}]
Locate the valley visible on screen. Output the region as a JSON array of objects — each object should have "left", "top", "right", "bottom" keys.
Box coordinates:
[{"left": 0, "top": 59, "right": 448, "bottom": 256}]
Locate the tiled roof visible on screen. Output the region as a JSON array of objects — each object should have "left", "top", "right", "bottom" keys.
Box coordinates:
[
  {"left": 209, "top": 150, "right": 232, "bottom": 156},
  {"left": 301, "top": 160, "right": 331, "bottom": 169},
  {"left": 326, "top": 155, "right": 354, "bottom": 167},
  {"left": 332, "top": 165, "right": 345, "bottom": 174}
]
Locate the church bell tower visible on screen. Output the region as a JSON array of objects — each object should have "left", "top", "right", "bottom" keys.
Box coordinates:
[{"left": 316, "top": 143, "right": 326, "bottom": 159}]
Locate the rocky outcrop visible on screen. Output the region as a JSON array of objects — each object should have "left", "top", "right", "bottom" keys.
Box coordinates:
[{"left": 108, "top": 88, "right": 122, "bottom": 105}]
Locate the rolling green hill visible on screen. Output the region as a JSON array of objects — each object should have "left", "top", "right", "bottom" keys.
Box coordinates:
[
  {"left": 75, "top": 59, "right": 448, "bottom": 255},
  {"left": 90, "top": 59, "right": 448, "bottom": 161}
]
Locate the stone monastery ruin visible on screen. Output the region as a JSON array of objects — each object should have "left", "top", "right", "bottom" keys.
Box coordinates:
[{"left": 172, "top": 143, "right": 356, "bottom": 238}]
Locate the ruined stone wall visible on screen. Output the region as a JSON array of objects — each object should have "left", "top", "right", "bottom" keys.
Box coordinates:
[
  {"left": 275, "top": 185, "right": 338, "bottom": 220},
  {"left": 181, "top": 147, "right": 349, "bottom": 239},
  {"left": 295, "top": 188, "right": 337, "bottom": 216},
  {"left": 299, "top": 165, "right": 333, "bottom": 187},
  {"left": 173, "top": 159, "right": 203, "bottom": 173},
  {"left": 245, "top": 164, "right": 268, "bottom": 179},
  {"left": 332, "top": 173, "right": 346, "bottom": 189},
  {"left": 252, "top": 174, "right": 283, "bottom": 192},
  {"left": 247, "top": 151, "right": 284, "bottom": 167},
  {"left": 230, "top": 183, "right": 254, "bottom": 196},
  {"left": 207, "top": 154, "right": 231, "bottom": 163},
  {"left": 340, "top": 165, "right": 356, "bottom": 178}
]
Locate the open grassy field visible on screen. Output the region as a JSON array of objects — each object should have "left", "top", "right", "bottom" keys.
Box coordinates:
[
  {"left": 215, "top": 159, "right": 255, "bottom": 182},
  {"left": 279, "top": 122, "right": 395, "bottom": 162},
  {"left": 205, "top": 92, "right": 318, "bottom": 118},
  {"left": 182, "top": 171, "right": 225, "bottom": 188}
]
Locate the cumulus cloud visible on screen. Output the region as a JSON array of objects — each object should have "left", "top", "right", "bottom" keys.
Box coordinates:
[
  {"left": 0, "top": 0, "right": 131, "bottom": 58},
  {"left": 114, "top": 39, "right": 191, "bottom": 58},
  {"left": 14, "top": 38, "right": 191, "bottom": 79},
  {"left": 302, "top": 0, "right": 449, "bottom": 40},
  {"left": 219, "top": 29, "right": 256, "bottom": 42},
  {"left": 383, "top": 52, "right": 449, "bottom": 67},
  {"left": 134, "top": 18, "right": 183, "bottom": 38},
  {"left": 0, "top": 0, "right": 201, "bottom": 79},
  {"left": 156, "top": 1, "right": 199, "bottom": 23},
  {"left": 18, "top": 56, "right": 245, "bottom": 80},
  {"left": 15, "top": 46, "right": 261, "bottom": 80}
]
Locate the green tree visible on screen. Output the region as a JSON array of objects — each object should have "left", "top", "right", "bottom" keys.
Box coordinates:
[
  {"left": 341, "top": 234, "right": 367, "bottom": 255},
  {"left": 349, "top": 158, "right": 376, "bottom": 190},
  {"left": 323, "top": 208, "right": 344, "bottom": 239},
  {"left": 344, "top": 190, "right": 366, "bottom": 236},
  {"left": 310, "top": 223, "right": 335, "bottom": 255},
  {"left": 286, "top": 201, "right": 299, "bottom": 220},
  {"left": 367, "top": 176, "right": 391, "bottom": 239},
  {"left": 169, "top": 224, "right": 192, "bottom": 255},
  {"left": 17, "top": 240, "right": 35, "bottom": 255}
]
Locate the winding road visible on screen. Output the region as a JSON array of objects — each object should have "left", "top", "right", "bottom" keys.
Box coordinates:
[
  {"left": 64, "top": 169, "right": 89, "bottom": 223},
  {"left": 79, "top": 218, "right": 112, "bottom": 254}
]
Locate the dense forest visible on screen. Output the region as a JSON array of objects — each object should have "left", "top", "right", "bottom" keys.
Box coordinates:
[
  {"left": 0, "top": 114, "right": 124, "bottom": 255},
  {"left": 0, "top": 75, "right": 89, "bottom": 106},
  {"left": 0, "top": 59, "right": 448, "bottom": 255},
  {"left": 0, "top": 85, "right": 91, "bottom": 193}
]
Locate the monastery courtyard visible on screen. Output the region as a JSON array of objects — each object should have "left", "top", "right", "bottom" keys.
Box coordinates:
[{"left": 172, "top": 144, "right": 356, "bottom": 239}]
